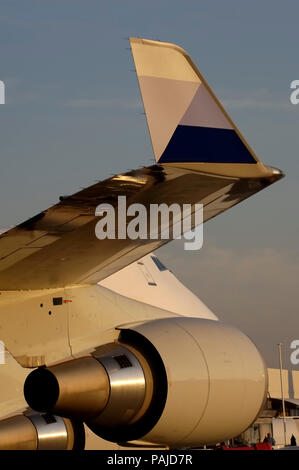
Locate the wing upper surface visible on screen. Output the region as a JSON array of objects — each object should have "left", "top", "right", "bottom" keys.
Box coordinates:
[{"left": 0, "top": 164, "right": 282, "bottom": 290}]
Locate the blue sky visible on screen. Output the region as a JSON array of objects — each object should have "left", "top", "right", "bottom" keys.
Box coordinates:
[{"left": 0, "top": 0, "right": 298, "bottom": 370}]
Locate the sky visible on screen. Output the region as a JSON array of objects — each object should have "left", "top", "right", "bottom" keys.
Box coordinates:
[{"left": 0, "top": 0, "right": 298, "bottom": 372}]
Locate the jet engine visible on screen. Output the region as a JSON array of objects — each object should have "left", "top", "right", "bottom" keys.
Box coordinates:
[
  {"left": 24, "top": 317, "right": 267, "bottom": 447},
  {"left": 0, "top": 412, "right": 85, "bottom": 450}
]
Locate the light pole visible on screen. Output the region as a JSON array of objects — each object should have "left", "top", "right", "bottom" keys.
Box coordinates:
[{"left": 278, "top": 343, "right": 287, "bottom": 446}]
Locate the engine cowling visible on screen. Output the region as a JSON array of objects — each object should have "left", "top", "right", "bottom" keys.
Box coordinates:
[
  {"left": 123, "top": 317, "right": 267, "bottom": 447},
  {"left": 0, "top": 412, "right": 85, "bottom": 450},
  {"left": 24, "top": 317, "right": 267, "bottom": 447}
]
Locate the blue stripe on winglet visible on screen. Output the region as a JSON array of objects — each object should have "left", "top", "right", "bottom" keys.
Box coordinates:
[{"left": 159, "top": 125, "right": 256, "bottom": 164}]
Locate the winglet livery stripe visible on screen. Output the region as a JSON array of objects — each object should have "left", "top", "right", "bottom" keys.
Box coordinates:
[
  {"left": 130, "top": 37, "right": 259, "bottom": 166},
  {"left": 159, "top": 126, "right": 256, "bottom": 163}
]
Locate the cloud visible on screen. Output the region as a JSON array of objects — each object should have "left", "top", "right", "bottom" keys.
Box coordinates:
[
  {"left": 67, "top": 89, "right": 293, "bottom": 112},
  {"left": 192, "top": 246, "right": 299, "bottom": 288},
  {"left": 160, "top": 244, "right": 299, "bottom": 296},
  {"left": 220, "top": 88, "right": 294, "bottom": 111},
  {"left": 66, "top": 98, "right": 143, "bottom": 110}
]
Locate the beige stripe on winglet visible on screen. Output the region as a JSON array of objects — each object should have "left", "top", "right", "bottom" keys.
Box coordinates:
[
  {"left": 130, "top": 37, "right": 201, "bottom": 82},
  {"left": 138, "top": 75, "right": 199, "bottom": 161}
]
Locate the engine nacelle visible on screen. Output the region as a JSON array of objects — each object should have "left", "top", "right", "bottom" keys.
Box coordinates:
[
  {"left": 0, "top": 412, "right": 85, "bottom": 450},
  {"left": 24, "top": 317, "right": 267, "bottom": 447},
  {"left": 123, "top": 317, "right": 267, "bottom": 447}
]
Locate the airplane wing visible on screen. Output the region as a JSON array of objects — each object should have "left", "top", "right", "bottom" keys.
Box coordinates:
[{"left": 0, "top": 38, "right": 283, "bottom": 290}]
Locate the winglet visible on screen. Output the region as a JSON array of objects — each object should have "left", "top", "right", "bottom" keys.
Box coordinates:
[{"left": 130, "top": 37, "right": 281, "bottom": 179}]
